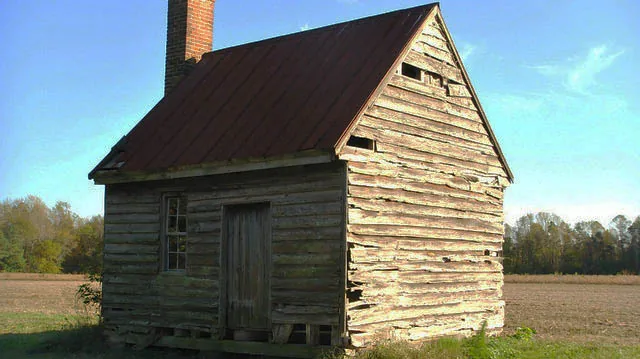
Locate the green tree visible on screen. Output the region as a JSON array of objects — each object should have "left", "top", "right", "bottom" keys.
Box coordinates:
[
  {"left": 32, "top": 239, "right": 62, "bottom": 273},
  {"left": 0, "top": 230, "right": 26, "bottom": 271},
  {"left": 63, "top": 215, "right": 104, "bottom": 274}
]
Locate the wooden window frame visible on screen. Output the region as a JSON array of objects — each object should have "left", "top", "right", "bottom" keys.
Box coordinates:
[{"left": 162, "top": 193, "right": 188, "bottom": 272}]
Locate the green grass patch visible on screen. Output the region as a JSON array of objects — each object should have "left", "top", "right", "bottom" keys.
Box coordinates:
[{"left": 322, "top": 326, "right": 640, "bottom": 359}]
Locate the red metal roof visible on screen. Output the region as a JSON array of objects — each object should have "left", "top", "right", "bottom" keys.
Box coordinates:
[{"left": 91, "top": 4, "right": 435, "bottom": 176}]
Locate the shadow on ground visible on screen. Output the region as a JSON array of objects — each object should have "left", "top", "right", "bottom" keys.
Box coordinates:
[{"left": 0, "top": 328, "right": 301, "bottom": 359}]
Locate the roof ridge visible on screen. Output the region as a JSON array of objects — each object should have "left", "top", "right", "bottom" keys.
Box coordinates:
[{"left": 204, "top": 2, "right": 438, "bottom": 59}]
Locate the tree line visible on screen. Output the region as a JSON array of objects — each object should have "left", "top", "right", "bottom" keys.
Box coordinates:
[
  {"left": 2, "top": 195, "right": 639, "bottom": 276},
  {"left": 504, "top": 213, "right": 640, "bottom": 275},
  {"left": 0, "top": 195, "right": 103, "bottom": 274}
]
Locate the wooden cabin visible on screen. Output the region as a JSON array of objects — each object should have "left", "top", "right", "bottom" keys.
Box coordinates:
[{"left": 89, "top": 1, "right": 513, "bottom": 357}]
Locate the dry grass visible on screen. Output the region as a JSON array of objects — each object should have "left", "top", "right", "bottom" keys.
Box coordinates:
[
  {"left": 505, "top": 273, "right": 640, "bottom": 285},
  {"left": 504, "top": 281, "right": 640, "bottom": 345},
  {"left": 0, "top": 274, "right": 89, "bottom": 315},
  {"left": 0, "top": 272, "right": 86, "bottom": 281}
]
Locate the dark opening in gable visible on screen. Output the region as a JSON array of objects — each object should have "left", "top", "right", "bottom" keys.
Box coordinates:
[
  {"left": 401, "top": 62, "right": 421, "bottom": 80},
  {"left": 347, "top": 135, "right": 375, "bottom": 150}
]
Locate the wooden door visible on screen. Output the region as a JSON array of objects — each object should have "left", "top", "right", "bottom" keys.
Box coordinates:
[{"left": 223, "top": 203, "right": 271, "bottom": 331}]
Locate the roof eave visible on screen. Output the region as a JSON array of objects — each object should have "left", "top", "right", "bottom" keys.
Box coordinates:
[{"left": 90, "top": 149, "right": 336, "bottom": 185}]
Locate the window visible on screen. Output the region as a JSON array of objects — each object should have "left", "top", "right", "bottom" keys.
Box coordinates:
[
  {"left": 164, "top": 196, "right": 187, "bottom": 271},
  {"left": 346, "top": 135, "right": 375, "bottom": 150},
  {"left": 401, "top": 62, "right": 422, "bottom": 80}
]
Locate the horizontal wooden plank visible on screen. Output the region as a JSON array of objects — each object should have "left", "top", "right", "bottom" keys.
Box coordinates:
[
  {"left": 341, "top": 146, "right": 507, "bottom": 186},
  {"left": 383, "top": 84, "right": 480, "bottom": 122},
  {"left": 105, "top": 223, "right": 159, "bottom": 234},
  {"left": 273, "top": 201, "right": 342, "bottom": 217},
  {"left": 370, "top": 79, "right": 485, "bottom": 136},
  {"left": 349, "top": 270, "right": 502, "bottom": 286},
  {"left": 272, "top": 240, "right": 341, "bottom": 254},
  {"left": 272, "top": 227, "right": 342, "bottom": 241},
  {"left": 104, "top": 233, "right": 159, "bottom": 245},
  {"left": 348, "top": 172, "right": 501, "bottom": 208},
  {"left": 272, "top": 264, "right": 340, "bottom": 278},
  {"left": 347, "top": 234, "right": 502, "bottom": 252},
  {"left": 359, "top": 113, "right": 493, "bottom": 156},
  {"left": 103, "top": 263, "right": 158, "bottom": 275},
  {"left": 106, "top": 203, "right": 159, "bottom": 215},
  {"left": 375, "top": 94, "right": 484, "bottom": 134},
  {"left": 348, "top": 185, "right": 502, "bottom": 216},
  {"left": 272, "top": 214, "right": 342, "bottom": 229},
  {"left": 349, "top": 288, "right": 500, "bottom": 309},
  {"left": 106, "top": 192, "right": 159, "bottom": 205},
  {"left": 348, "top": 299, "right": 503, "bottom": 326},
  {"left": 348, "top": 223, "right": 501, "bottom": 243},
  {"left": 346, "top": 159, "right": 504, "bottom": 200},
  {"left": 349, "top": 257, "right": 503, "bottom": 273},
  {"left": 272, "top": 291, "right": 339, "bottom": 306},
  {"left": 348, "top": 197, "right": 502, "bottom": 226},
  {"left": 273, "top": 254, "right": 341, "bottom": 266},
  {"left": 352, "top": 279, "right": 502, "bottom": 297},
  {"left": 105, "top": 243, "right": 159, "bottom": 254},
  {"left": 348, "top": 208, "right": 502, "bottom": 234},
  {"left": 104, "top": 253, "right": 158, "bottom": 264}
]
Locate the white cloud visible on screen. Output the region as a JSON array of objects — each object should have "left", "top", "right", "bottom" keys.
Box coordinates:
[
  {"left": 299, "top": 24, "right": 310, "bottom": 31},
  {"left": 528, "top": 45, "right": 624, "bottom": 94},
  {"left": 566, "top": 45, "right": 624, "bottom": 93},
  {"left": 460, "top": 43, "right": 476, "bottom": 62}
]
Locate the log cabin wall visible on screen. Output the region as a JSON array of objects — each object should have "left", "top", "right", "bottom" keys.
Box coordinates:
[
  {"left": 101, "top": 162, "right": 346, "bottom": 346},
  {"left": 339, "top": 14, "right": 509, "bottom": 347}
]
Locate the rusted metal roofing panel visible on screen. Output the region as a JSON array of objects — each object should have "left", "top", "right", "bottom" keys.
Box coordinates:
[{"left": 91, "top": 4, "right": 436, "bottom": 175}]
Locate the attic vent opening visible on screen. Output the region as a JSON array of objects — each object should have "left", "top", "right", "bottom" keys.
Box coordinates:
[
  {"left": 401, "top": 62, "right": 422, "bottom": 80},
  {"left": 347, "top": 135, "right": 375, "bottom": 150}
]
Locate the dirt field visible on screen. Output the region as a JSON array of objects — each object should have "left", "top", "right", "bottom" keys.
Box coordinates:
[
  {"left": 0, "top": 273, "right": 89, "bottom": 315},
  {"left": 504, "top": 276, "right": 640, "bottom": 346}
]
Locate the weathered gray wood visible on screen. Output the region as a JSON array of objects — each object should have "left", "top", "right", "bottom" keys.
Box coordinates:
[
  {"left": 224, "top": 203, "right": 271, "bottom": 331},
  {"left": 272, "top": 324, "right": 293, "bottom": 344},
  {"left": 306, "top": 324, "right": 320, "bottom": 345}
]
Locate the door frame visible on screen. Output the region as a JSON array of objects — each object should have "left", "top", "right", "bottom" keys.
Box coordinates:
[{"left": 219, "top": 201, "right": 272, "bottom": 339}]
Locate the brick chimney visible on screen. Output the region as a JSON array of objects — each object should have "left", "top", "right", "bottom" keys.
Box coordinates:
[{"left": 165, "top": 0, "right": 215, "bottom": 95}]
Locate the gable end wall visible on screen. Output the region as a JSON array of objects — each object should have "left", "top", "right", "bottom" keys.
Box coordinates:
[{"left": 340, "top": 14, "right": 507, "bottom": 347}]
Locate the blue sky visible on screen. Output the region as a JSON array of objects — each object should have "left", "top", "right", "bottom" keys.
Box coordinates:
[{"left": 1, "top": 0, "right": 638, "bottom": 225}]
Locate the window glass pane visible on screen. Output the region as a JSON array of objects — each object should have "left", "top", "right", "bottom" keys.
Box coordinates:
[
  {"left": 177, "top": 253, "right": 186, "bottom": 270},
  {"left": 178, "top": 198, "right": 187, "bottom": 215},
  {"left": 178, "top": 216, "right": 187, "bottom": 232},
  {"left": 168, "top": 252, "right": 177, "bottom": 270},
  {"left": 168, "top": 198, "right": 178, "bottom": 215},
  {"left": 178, "top": 236, "right": 186, "bottom": 253},
  {"left": 168, "top": 216, "right": 177, "bottom": 233},
  {"left": 169, "top": 236, "right": 178, "bottom": 252}
]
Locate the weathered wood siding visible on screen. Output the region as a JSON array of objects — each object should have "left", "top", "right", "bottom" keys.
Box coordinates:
[
  {"left": 102, "top": 162, "right": 346, "bottom": 344},
  {"left": 339, "top": 15, "right": 508, "bottom": 347}
]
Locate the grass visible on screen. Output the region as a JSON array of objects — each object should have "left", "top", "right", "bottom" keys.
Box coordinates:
[
  {"left": 1, "top": 273, "right": 640, "bottom": 358},
  {"left": 322, "top": 331, "right": 640, "bottom": 359}
]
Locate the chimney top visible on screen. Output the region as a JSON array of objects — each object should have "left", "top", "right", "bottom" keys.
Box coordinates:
[{"left": 164, "top": 0, "right": 215, "bottom": 96}]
